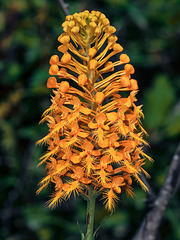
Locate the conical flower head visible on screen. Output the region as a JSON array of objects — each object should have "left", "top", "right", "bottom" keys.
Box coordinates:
[{"left": 37, "top": 10, "right": 151, "bottom": 211}]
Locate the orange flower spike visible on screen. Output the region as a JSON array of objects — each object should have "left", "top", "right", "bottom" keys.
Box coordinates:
[{"left": 37, "top": 10, "right": 151, "bottom": 212}]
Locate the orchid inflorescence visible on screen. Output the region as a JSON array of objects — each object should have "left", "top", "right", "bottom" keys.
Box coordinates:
[{"left": 37, "top": 10, "right": 151, "bottom": 211}]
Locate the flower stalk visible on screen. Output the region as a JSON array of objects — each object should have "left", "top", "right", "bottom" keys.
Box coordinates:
[{"left": 85, "top": 186, "right": 96, "bottom": 240}]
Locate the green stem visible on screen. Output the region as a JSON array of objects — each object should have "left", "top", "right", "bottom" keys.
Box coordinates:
[{"left": 85, "top": 186, "right": 96, "bottom": 240}]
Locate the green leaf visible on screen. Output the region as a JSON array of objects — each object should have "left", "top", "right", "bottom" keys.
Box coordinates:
[
  {"left": 165, "top": 113, "right": 180, "bottom": 137},
  {"left": 144, "top": 74, "right": 175, "bottom": 130}
]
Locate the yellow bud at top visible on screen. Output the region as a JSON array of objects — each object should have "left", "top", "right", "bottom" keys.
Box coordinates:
[
  {"left": 68, "top": 21, "right": 75, "bottom": 28},
  {"left": 71, "top": 26, "right": 80, "bottom": 34},
  {"left": 105, "top": 26, "right": 116, "bottom": 34},
  {"left": 62, "top": 21, "right": 69, "bottom": 28},
  {"left": 99, "top": 13, "right": 106, "bottom": 20},
  {"left": 102, "top": 18, "right": 110, "bottom": 26},
  {"left": 59, "top": 35, "right": 70, "bottom": 44},
  {"left": 113, "top": 43, "right": 123, "bottom": 52},
  {"left": 108, "top": 35, "right": 118, "bottom": 43},
  {"left": 95, "top": 27, "right": 101, "bottom": 35},
  {"left": 89, "top": 22, "right": 97, "bottom": 28},
  {"left": 66, "top": 15, "right": 72, "bottom": 21},
  {"left": 80, "top": 19, "right": 86, "bottom": 27}
]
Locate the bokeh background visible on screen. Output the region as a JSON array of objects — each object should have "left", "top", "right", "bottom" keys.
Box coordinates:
[{"left": 0, "top": 0, "right": 180, "bottom": 239}]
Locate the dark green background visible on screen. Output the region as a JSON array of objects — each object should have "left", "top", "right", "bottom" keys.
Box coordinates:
[{"left": 0, "top": 0, "right": 180, "bottom": 239}]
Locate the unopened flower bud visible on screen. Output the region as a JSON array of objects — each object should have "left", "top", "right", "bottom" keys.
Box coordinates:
[
  {"left": 95, "top": 92, "right": 105, "bottom": 104},
  {"left": 89, "top": 59, "right": 98, "bottom": 70},
  {"left": 61, "top": 53, "right": 71, "bottom": 64},
  {"left": 47, "top": 77, "right": 57, "bottom": 88},
  {"left": 120, "top": 54, "right": 130, "bottom": 63},
  {"left": 124, "top": 64, "right": 135, "bottom": 74},
  {"left": 113, "top": 43, "right": 123, "bottom": 52},
  {"left": 88, "top": 48, "right": 97, "bottom": 58},
  {"left": 49, "top": 65, "right": 59, "bottom": 75},
  {"left": 104, "top": 61, "right": 114, "bottom": 71},
  {"left": 58, "top": 45, "right": 68, "bottom": 53},
  {"left": 59, "top": 35, "right": 70, "bottom": 44},
  {"left": 78, "top": 74, "right": 88, "bottom": 86},
  {"left": 120, "top": 76, "right": 130, "bottom": 87},
  {"left": 59, "top": 81, "right": 70, "bottom": 92},
  {"left": 129, "top": 79, "right": 138, "bottom": 90},
  {"left": 71, "top": 26, "right": 80, "bottom": 34},
  {"left": 49, "top": 55, "right": 59, "bottom": 65}
]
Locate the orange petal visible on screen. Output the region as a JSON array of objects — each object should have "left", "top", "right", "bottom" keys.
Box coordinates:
[
  {"left": 106, "top": 112, "right": 118, "bottom": 122},
  {"left": 78, "top": 131, "right": 89, "bottom": 138},
  {"left": 97, "top": 127, "right": 104, "bottom": 141},
  {"left": 71, "top": 154, "right": 81, "bottom": 164},
  {"left": 103, "top": 124, "right": 110, "bottom": 130},
  {"left": 92, "top": 150, "right": 101, "bottom": 156},
  {"left": 88, "top": 122, "right": 98, "bottom": 129},
  {"left": 80, "top": 106, "right": 91, "bottom": 115},
  {"left": 98, "top": 139, "right": 109, "bottom": 148}
]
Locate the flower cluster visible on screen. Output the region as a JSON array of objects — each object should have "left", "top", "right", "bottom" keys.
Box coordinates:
[{"left": 37, "top": 10, "right": 151, "bottom": 211}]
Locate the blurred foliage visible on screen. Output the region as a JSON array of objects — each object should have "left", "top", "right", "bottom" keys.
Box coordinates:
[{"left": 0, "top": 0, "right": 180, "bottom": 240}]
